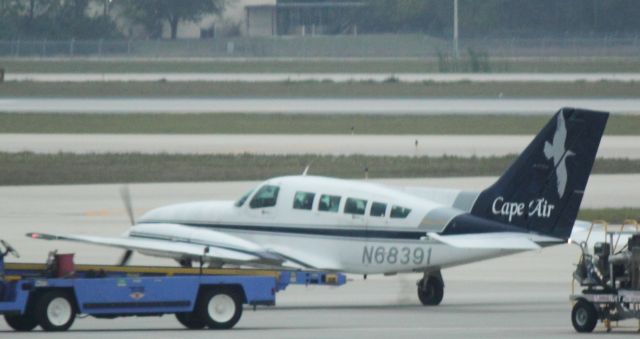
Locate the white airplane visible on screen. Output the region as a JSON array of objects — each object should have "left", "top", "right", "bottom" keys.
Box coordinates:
[{"left": 29, "top": 108, "right": 609, "bottom": 306}]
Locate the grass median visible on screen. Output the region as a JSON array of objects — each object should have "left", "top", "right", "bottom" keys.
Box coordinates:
[
  {"left": 3, "top": 81, "right": 640, "bottom": 98},
  {"left": 1, "top": 152, "right": 638, "bottom": 186},
  {"left": 3, "top": 58, "right": 640, "bottom": 73},
  {"left": 1, "top": 113, "right": 639, "bottom": 135}
]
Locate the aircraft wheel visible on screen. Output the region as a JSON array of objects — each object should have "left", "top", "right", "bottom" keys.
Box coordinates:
[
  {"left": 34, "top": 290, "right": 76, "bottom": 331},
  {"left": 4, "top": 314, "right": 38, "bottom": 331},
  {"left": 176, "top": 312, "right": 206, "bottom": 329},
  {"left": 572, "top": 299, "right": 598, "bottom": 333},
  {"left": 417, "top": 276, "right": 444, "bottom": 306},
  {"left": 197, "top": 289, "right": 243, "bottom": 329}
]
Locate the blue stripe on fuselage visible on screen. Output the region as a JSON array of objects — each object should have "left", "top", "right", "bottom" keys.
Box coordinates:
[{"left": 138, "top": 221, "right": 426, "bottom": 240}]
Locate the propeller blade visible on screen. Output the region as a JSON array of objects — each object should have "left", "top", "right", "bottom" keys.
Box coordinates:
[
  {"left": 118, "top": 250, "right": 133, "bottom": 266},
  {"left": 118, "top": 186, "right": 136, "bottom": 266},
  {"left": 1, "top": 239, "right": 19, "bottom": 258},
  {"left": 120, "top": 185, "right": 135, "bottom": 226}
]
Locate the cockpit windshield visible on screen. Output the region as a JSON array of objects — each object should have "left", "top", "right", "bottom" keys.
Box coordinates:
[{"left": 234, "top": 189, "right": 254, "bottom": 207}]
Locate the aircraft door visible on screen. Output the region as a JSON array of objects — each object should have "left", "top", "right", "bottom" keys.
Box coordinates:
[{"left": 367, "top": 201, "right": 389, "bottom": 239}]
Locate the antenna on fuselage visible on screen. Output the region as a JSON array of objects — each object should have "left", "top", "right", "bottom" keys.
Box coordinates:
[{"left": 302, "top": 164, "right": 311, "bottom": 176}]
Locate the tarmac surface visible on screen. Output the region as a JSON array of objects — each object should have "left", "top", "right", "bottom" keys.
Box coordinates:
[
  {"left": 1, "top": 179, "right": 639, "bottom": 337},
  {"left": 0, "top": 134, "right": 637, "bottom": 158},
  {"left": 9, "top": 72, "right": 640, "bottom": 83},
  {"left": 2, "top": 98, "right": 640, "bottom": 114}
]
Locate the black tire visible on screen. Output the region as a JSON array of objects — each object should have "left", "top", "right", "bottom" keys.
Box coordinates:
[
  {"left": 176, "top": 312, "right": 206, "bottom": 330},
  {"left": 34, "top": 290, "right": 76, "bottom": 331},
  {"left": 4, "top": 314, "right": 38, "bottom": 331},
  {"left": 572, "top": 299, "right": 598, "bottom": 333},
  {"left": 196, "top": 289, "right": 243, "bottom": 330},
  {"left": 417, "top": 277, "right": 444, "bottom": 306}
]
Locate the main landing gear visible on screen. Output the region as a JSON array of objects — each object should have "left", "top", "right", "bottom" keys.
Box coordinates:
[{"left": 417, "top": 270, "right": 444, "bottom": 306}]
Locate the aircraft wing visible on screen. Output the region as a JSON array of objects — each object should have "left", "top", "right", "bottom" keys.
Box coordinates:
[
  {"left": 427, "top": 232, "right": 555, "bottom": 250},
  {"left": 27, "top": 229, "right": 285, "bottom": 266}
]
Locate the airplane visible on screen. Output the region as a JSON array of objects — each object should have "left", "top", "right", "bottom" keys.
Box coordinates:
[{"left": 28, "top": 107, "right": 609, "bottom": 307}]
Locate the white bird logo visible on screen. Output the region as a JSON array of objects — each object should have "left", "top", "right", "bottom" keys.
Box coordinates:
[{"left": 543, "top": 112, "right": 574, "bottom": 198}]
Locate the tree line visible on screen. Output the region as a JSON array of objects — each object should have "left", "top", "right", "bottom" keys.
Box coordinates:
[
  {"left": 356, "top": 0, "right": 640, "bottom": 38},
  {"left": 1, "top": 0, "right": 639, "bottom": 40},
  {"left": 0, "top": 0, "right": 226, "bottom": 39}
]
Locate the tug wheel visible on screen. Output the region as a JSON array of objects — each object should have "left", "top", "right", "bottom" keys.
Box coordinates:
[
  {"left": 34, "top": 290, "right": 76, "bottom": 331},
  {"left": 572, "top": 299, "right": 598, "bottom": 333},
  {"left": 196, "top": 289, "right": 243, "bottom": 329}
]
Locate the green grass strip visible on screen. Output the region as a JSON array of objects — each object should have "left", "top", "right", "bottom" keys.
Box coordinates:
[
  {"left": 0, "top": 113, "right": 639, "bottom": 135},
  {"left": 0, "top": 152, "right": 637, "bottom": 186},
  {"left": 3, "top": 58, "right": 640, "bottom": 73}
]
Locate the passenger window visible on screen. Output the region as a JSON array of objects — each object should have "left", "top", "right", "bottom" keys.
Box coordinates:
[
  {"left": 370, "top": 202, "right": 387, "bottom": 217},
  {"left": 249, "top": 185, "right": 279, "bottom": 209},
  {"left": 390, "top": 205, "right": 412, "bottom": 218},
  {"left": 293, "top": 191, "right": 315, "bottom": 210},
  {"left": 318, "top": 194, "right": 341, "bottom": 213},
  {"left": 344, "top": 198, "right": 367, "bottom": 215},
  {"left": 234, "top": 189, "right": 254, "bottom": 207}
]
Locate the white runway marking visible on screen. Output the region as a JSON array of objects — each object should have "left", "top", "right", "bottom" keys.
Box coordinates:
[
  {"left": 1, "top": 98, "right": 640, "bottom": 114},
  {"left": 0, "top": 134, "right": 635, "bottom": 158}
]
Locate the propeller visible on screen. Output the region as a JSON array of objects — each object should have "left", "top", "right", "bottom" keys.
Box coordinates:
[
  {"left": 118, "top": 185, "right": 135, "bottom": 266},
  {"left": 120, "top": 185, "right": 136, "bottom": 226},
  {"left": 1, "top": 239, "right": 20, "bottom": 258}
]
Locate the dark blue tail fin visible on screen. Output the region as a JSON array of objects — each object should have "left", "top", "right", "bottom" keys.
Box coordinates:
[{"left": 448, "top": 108, "right": 608, "bottom": 240}]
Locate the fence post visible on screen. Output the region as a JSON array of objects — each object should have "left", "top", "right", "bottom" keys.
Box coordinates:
[{"left": 69, "top": 38, "right": 75, "bottom": 57}]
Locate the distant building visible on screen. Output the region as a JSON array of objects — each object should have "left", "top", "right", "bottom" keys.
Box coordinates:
[
  {"left": 245, "top": 1, "right": 365, "bottom": 37},
  {"left": 157, "top": 0, "right": 275, "bottom": 39},
  {"left": 111, "top": 0, "right": 364, "bottom": 39}
]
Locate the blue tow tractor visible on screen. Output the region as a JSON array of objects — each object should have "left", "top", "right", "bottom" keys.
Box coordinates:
[{"left": 0, "top": 240, "right": 346, "bottom": 332}]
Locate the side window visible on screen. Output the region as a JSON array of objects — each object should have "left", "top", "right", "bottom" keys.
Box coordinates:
[
  {"left": 318, "top": 194, "right": 341, "bottom": 213},
  {"left": 390, "top": 205, "right": 412, "bottom": 218},
  {"left": 344, "top": 198, "right": 367, "bottom": 215},
  {"left": 293, "top": 191, "right": 315, "bottom": 210},
  {"left": 249, "top": 185, "right": 279, "bottom": 209},
  {"left": 370, "top": 202, "right": 387, "bottom": 217}
]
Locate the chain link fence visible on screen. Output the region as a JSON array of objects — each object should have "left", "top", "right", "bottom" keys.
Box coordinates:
[{"left": 1, "top": 36, "right": 639, "bottom": 58}]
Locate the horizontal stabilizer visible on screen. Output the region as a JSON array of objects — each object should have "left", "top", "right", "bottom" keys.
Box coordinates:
[{"left": 427, "top": 232, "right": 543, "bottom": 250}]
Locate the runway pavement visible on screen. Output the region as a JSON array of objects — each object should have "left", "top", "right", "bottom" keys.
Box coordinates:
[
  {"left": 2, "top": 98, "right": 640, "bottom": 114},
  {"left": 0, "top": 134, "right": 637, "bottom": 159},
  {"left": 1, "top": 179, "right": 637, "bottom": 337},
  {"left": 8, "top": 72, "right": 640, "bottom": 83}
]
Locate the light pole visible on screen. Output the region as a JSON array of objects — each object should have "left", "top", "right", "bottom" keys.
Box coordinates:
[{"left": 453, "top": 0, "right": 459, "bottom": 59}]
